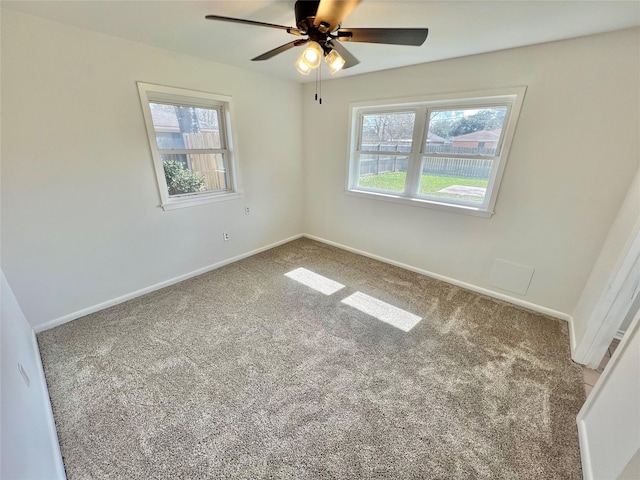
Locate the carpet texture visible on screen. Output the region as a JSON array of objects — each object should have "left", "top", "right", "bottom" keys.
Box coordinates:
[{"left": 38, "top": 238, "right": 584, "bottom": 479}]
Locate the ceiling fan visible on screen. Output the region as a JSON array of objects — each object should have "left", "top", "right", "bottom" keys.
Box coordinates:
[{"left": 205, "top": 0, "right": 429, "bottom": 76}]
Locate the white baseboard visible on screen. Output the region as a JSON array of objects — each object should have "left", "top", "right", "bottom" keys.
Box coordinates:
[
  {"left": 568, "top": 315, "right": 578, "bottom": 355},
  {"left": 31, "top": 330, "right": 67, "bottom": 479},
  {"left": 303, "top": 234, "right": 573, "bottom": 323},
  {"left": 34, "top": 234, "right": 303, "bottom": 333},
  {"left": 577, "top": 419, "right": 594, "bottom": 480},
  {"left": 35, "top": 232, "right": 572, "bottom": 333}
]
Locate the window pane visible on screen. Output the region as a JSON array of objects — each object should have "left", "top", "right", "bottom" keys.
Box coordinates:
[
  {"left": 419, "top": 157, "right": 490, "bottom": 204},
  {"left": 162, "top": 153, "right": 228, "bottom": 196},
  {"left": 360, "top": 112, "right": 415, "bottom": 152},
  {"left": 425, "top": 107, "right": 507, "bottom": 155},
  {"left": 150, "top": 103, "right": 221, "bottom": 150},
  {"left": 357, "top": 154, "right": 408, "bottom": 193}
]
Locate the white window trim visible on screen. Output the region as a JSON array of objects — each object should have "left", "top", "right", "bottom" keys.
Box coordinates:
[
  {"left": 137, "top": 82, "right": 242, "bottom": 211},
  {"left": 345, "top": 87, "right": 527, "bottom": 218}
]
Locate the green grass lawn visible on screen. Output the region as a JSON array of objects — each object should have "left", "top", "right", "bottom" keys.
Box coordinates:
[{"left": 358, "top": 171, "right": 488, "bottom": 196}]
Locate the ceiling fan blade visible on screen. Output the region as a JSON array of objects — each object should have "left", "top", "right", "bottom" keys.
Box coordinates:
[
  {"left": 337, "top": 28, "right": 429, "bottom": 46},
  {"left": 205, "top": 15, "right": 303, "bottom": 35},
  {"left": 314, "top": 0, "right": 361, "bottom": 32},
  {"left": 251, "top": 40, "right": 308, "bottom": 61},
  {"left": 326, "top": 40, "right": 359, "bottom": 69}
]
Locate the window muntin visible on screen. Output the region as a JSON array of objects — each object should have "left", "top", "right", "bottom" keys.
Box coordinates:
[
  {"left": 137, "top": 83, "right": 240, "bottom": 210},
  {"left": 347, "top": 89, "right": 525, "bottom": 217}
]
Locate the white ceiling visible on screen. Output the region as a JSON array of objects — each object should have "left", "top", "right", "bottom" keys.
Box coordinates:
[{"left": 3, "top": 1, "right": 639, "bottom": 83}]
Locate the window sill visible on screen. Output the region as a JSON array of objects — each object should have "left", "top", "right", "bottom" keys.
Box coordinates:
[
  {"left": 161, "top": 191, "right": 242, "bottom": 211},
  {"left": 345, "top": 189, "right": 494, "bottom": 218}
]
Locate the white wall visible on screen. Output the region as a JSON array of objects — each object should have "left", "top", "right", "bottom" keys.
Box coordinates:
[
  {"left": 302, "top": 28, "right": 640, "bottom": 317},
  {"left": 1, "top": 271, "right": 66, "bottom": 479},
  {"left": 577, "top": 308, "right": 640, "bottom": 480},
  {"left": 1, "top": 10, "right": 304, "bottom": 329}
]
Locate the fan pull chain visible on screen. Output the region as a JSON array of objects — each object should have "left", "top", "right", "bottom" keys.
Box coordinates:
[
  {"left": 316, "top": 65, "right": 322, "bottom": 105},
  {"left": 319, "top": 66, "right": 322, "bottom": 105},
  {"left": 313, "top": 64, "right": 322, "bottom": 105}
]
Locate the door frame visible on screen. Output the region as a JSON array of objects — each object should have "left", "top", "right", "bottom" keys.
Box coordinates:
[{"left": 573, "top": 225, "right": 640, "bottom": 368}]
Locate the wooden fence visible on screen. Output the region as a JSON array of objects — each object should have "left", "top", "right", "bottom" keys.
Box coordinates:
[
  {"left": 359, "top": 156, "right": 408, "bottom": 176},
  {"left": 422, "top": 157, "right": 492, "bottom": 179},
  {"left": 361, "top": 142, "right": 412, "bottom": 153},
  {"left": 359, "top": 156, "right": 492, "bottom": 179},
  {"left": 183, "top": 132, "right": 227, "bottom": 191},
  {"left": 362, "top": 142, "right": 497, "bottom": 156},
  {"left": 359, "top": 142, "right": 494, "bottom": 179},
  {"left": 425, "top": 144, "right": 498, "bottom": 156}
]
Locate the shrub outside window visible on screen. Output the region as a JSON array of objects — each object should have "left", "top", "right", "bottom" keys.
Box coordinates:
[
  {"left": 347, "top": 88, "right": 526, "bottom": 217},
  {"left": 137, "top": 83, "right": 241, "bottom": 210}
]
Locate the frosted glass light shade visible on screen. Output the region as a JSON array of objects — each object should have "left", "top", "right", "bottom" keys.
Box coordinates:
[
  {"left": 295, "top": 54, "right": 312, "bottom": 75},
  {"left": 301, "top": 41, "right": 323, "bottom": 69},
  {"left": 325, "top": 49, "right": 345, "bottom": 75}
]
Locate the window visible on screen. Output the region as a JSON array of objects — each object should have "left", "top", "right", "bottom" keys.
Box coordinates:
[
  {"left": 137, "top": 83, "right": 241, "bottom": 210},
  {"left": 346, "top": 88, "right": 526, "bottom": 217}
]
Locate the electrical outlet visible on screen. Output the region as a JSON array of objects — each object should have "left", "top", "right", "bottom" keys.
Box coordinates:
[
  {"left": 223, "top": 232, "right": 230, "bottom": 242},
  {"left": 245, "top": 206, "right": 251, "bottom": 215}
]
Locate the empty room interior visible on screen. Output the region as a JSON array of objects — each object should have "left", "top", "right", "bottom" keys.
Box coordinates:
[{"left": 2, "top": 1, "right": 640, "bottom": 479}]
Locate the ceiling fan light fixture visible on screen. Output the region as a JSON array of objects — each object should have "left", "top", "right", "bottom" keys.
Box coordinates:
[
  {"left": 295, "top": 53, "right": 312, "bottom": 75},
  {"left": 301, "top": 41, "right": 323, "bottom": 68},
  {"left": 207, "top": 2, "right": 430, "bottom": 79},
  {"left": 325, "top": 49, "right": 346, "bottom": 75}
]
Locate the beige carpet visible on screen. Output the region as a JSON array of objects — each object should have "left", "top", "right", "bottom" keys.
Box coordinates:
[{"left": 38, "top": 238, "right": 584, "bottom": 479}]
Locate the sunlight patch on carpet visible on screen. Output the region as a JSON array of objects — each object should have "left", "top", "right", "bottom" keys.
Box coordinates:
[
  {"left": 285, "top": 267, "right": 345, "bottom": 295},
  {"left": 342, "top": 291, "right": 422, "bottom": 332}
]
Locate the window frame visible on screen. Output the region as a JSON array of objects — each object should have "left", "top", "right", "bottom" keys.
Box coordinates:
[
  {"left": 346, "top": 88, "right": 526, "bottom": 218},
  {"left": 137, "top": 82, "right": 242, "bottom": 211}
]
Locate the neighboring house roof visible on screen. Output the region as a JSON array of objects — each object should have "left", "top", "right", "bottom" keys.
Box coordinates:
[
  {"left": 451, "top": 129, "right": 502, "bottom": 142},
  {"left": 427, "top": 132, "right": 446, "bottom": 143}
]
